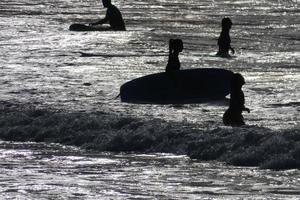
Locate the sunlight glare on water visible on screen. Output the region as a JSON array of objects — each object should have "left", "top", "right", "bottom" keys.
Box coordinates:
[
  {"left": 0, "top": 0, "right": 299, "bottom": 199},
  {"left": 0, "top": 141, "right": 299, "bottom": 199},
  {"left": 1, "top": 0, "right": 299, "bottom": 129}
]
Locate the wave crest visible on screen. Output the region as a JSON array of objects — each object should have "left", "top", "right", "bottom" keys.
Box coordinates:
[{"left": 0, "top": 103, "right": 299, "bottom": 170}]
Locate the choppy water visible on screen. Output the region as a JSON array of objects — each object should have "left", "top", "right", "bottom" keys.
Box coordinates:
[
  {"left": 0, "top": 141, "right": 299, "bottom": 199},
  {"left": 0, "top": 0, "right": 299, "bottom": 199}
]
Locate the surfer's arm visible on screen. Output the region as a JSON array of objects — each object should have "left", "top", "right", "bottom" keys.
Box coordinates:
[
  {"left": 230, "top": 47, "right": 235, "bottom": 54},
  {"left": 243, "top": 107, "right": 250, "bottom": 113},
  {"left": 90, "top": 10, "right": 110, "bottom": 26},
  {"left": 90, "top": 17, "right": 108, "bottom": 26}
]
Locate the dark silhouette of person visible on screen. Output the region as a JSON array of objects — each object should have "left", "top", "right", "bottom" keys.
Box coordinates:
[
  {"left": 165, "top": 39, "right": 183, "bottom": 73},
  {"left": 223, "top": 73, "right": 250, "bottom": 126},
  {"left": 216, "top": 17, "right": 235, "bottom": 58},
  {"left": 89, "top": 0, "right": 126, "bottom": 31}
]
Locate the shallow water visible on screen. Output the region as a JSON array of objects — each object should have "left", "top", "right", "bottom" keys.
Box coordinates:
[
  {"left": 0, "top": 141, "right": 299, "bottom": 199},
  {"left": 0, "top": 0, "right": 299, "bottom": 199},
  {"left": 0, "top": 0, "right": 299, "bottom": 129}
]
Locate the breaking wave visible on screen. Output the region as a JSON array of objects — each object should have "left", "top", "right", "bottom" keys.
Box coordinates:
[{"left": 0, "top": 101, "right": 299, "bottom": 170}]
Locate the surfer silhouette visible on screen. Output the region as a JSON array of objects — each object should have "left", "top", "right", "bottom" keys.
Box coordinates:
[
  {"left": 216, "top": 17, "right": 235, "bottom": 58},
  {"left": 89, "top": 0, "right": 126, "bottom": 31},
  {"left": 223, "top": 73, "right": 250, "bottom": 126},
  {"left": 165, "top": 39, "right": 183, "bottom": 73}
]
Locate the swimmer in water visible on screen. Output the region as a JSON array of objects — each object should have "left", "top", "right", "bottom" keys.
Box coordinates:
[
  {"left": 223, "top": 73, "right": 250, "bottom": 126},
  {"left": 216, "top": 17, "right": 235, "bottom": 58},
  {"left": 165, "top": 39, "right": 183, "bottom": 73},
  {"left": 89, "top": 0, "right": 126, "bottom": 31}
]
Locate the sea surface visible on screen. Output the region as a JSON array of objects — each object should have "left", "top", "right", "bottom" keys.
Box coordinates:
[{"left": 0, "top": 0, "right": 299, "bottom": 199}]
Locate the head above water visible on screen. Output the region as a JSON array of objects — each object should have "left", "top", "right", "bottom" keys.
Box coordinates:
[
  {"left": 232, "top": 73, "right": 245, "bottom": 87},
  {"left": 169, "top": 39, "right": 183, "bottom": 53},
  {"left": 222, "top": 17, "right": 232, "bottom": 29},
  {"left": 102, "top": 0, "right": 112, "bottom": 7}
]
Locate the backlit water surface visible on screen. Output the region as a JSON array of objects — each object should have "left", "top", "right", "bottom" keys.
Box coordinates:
[{"left": 0, "top": 0, "right": 299, "bottom": 199}]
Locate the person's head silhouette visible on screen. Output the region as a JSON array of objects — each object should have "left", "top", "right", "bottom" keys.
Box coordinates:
[
  {"left": 221, "top": 17, "right": 232, "bottom": 30},
  {"left": 169, "top": 39, "right": 183, "bottom": 54},
  {"left": 102, "top": 0, "right": 111, "bottom": 8},
  {"left": 232, "top": 73, "right": 245, "bottom": 89}
]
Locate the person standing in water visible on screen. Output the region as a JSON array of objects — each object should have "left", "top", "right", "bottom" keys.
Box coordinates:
[
  {"left": 216, "top": 17, "right": 235, "bottom": 58},
  {"left": 89, "top": 0, "right": 126, "bottom": 31},
  {"left": 165, "top": 39, "right": 183, "bottom": 73},
  {"left": 223, "top": 73, "right": 250, "bottom": 126}
]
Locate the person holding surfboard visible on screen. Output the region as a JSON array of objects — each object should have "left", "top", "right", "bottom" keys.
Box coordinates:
[
  {"left": 165, "top": 39, "right": 183, "bottom": 73},
  {"left": 89, "top": 0, "right": 126, "bottom": 31},
  {"left": 216, "top": 17, "right": 235, "bottom": 58},
  {"left": 223, "top": 73, "right": 250, "bottom": 126},
  {"left": 165, "top": 39, "right": 183, "bottom": 86}
]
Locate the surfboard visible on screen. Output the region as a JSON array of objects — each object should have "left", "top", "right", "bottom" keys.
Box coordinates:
[
  {"left": 69, "top": 23, "right": 111, "bottom": 31},
  {"left": 120, "top": 68, "right": 233, "bottom": 104}
]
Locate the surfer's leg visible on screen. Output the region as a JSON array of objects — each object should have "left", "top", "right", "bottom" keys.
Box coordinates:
[
  {"left": 223, "top": 109, "right": 231, "bottom": 125},
  {"left": 232, "top": 113, "right": 245, "bottom": 126},
  {"left": 223, "top": 110, "right": 245, "bottom": 126},
  {"left": 238, "top": 114, "right": 245, "bottom": 126}
]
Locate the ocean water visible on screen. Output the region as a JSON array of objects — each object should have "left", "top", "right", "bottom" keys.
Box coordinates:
[{"left": 0, "top": 0, "right": 299, "bottom": 199}]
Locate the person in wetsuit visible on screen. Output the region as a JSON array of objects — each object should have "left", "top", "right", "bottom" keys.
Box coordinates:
[
  {"left": 223, "top": 73, "right": 250, "bottom": 126},
  {"left": 216, "top": 17, "right": 235, "bottom": 58},
  {"left": 165, "top": 39, "right": 183, "bottom": 73},
  {"left": 90, "top": 0, "right": 126, "bottom": 31},
  {"left": 165, "top": 39, "right": 183, "bottom": 88}
]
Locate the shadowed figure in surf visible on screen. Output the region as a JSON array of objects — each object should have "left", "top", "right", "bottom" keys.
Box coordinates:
[
  {"left": 89, "top": 0, "right": 126, "bottom": 31},
  {"left": 165, "top": 39, "right": 183, "bottom": 73},
  {"left": 216, "top": 17, "right": 235, "bottom": 58},
  {"left": 165, "top": 39, "right": 183, "bottom": 85},
  {"left": 223, "top": 73, "right": 250, "bottom": 126}
]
